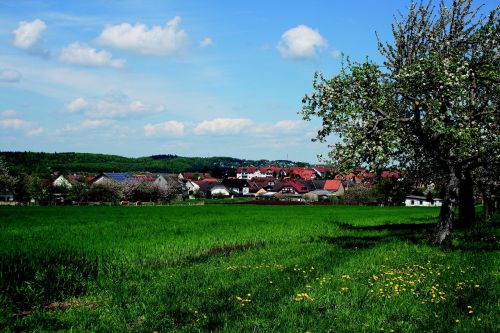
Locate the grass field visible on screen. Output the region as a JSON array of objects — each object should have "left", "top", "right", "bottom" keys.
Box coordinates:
[{"left": 0, "top": 205, "right": 498, "bottom": 332}]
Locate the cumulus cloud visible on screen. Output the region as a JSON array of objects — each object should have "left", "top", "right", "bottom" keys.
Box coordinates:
[
  {"left": 0, "top": 118, "right": 30, "bottom": 129},
  {"left": 81, "top": 119, "right": 112, "bottom": 129},
  {"left": 97, "top": 16, "right": 190, "bottom": 56},
  {"left": 194, "top": 118, "right": 253, "bottom": 135},
  {"left": 253, "top": 119, "right": 305, "bottom": 136},
  {"left": 62, "top": 119, "right": 113, "bottom": 132},
  {"left": 0, "top": 69, "right": 22, "bottom": 82},
  {"left": 66, "top": 97, "right": 89, "bottom": 113},
  {"left": 13, "top": 19, "right": 48, "bottom": 55},
  {"left": 144, "top": 120, "right": 185, "bottom": 137},
  {"left": 60, "top": 42, "right": 125, "bottom": 68},
  {"left": 65, "top": 92, "right": 165, "bottom": 119},
  {"left": 273, "top": 120, "right": 305, "bottom": 133},
  {"left": 277, "top": 24, "right": 327, "bottom": 59},
  {"left": 0, "top": 114, "right": 44, "bottom": 136},
  {"left": 199, "top": 37, "right": 213, "bottom": 48}
]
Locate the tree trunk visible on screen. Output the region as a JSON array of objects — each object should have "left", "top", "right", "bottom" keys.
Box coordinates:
[
  {"left": 435, "top": 170, "right": 460, "bottom": 244},
  {"left": 457, "top": 169, "right": 475, "bottom": 227}
]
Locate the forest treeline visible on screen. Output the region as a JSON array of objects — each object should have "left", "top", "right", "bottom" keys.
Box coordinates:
[{"left": 0, "top": 151, "right": 300, "bottom": 176}]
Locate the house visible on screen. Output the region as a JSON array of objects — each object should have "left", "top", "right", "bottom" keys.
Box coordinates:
[
  {"left": 180, "top": 172, "right": 211, "bottom": 181},
  {"left": 155, "top": 174, "right": 178, "bottom": 188},
  {"left": 404, "top": 195, "right": 442, "bottom": 207},
  {"left": 222, "top": 178, "right": 250, "bottom": 196},
  {"left": 250, "top": 177, "right": 277, "bottom": 192},
  {"left": 380, "top": 170, "right": 401, "bottom": 179},
  {"left": 254, "top": 188, "right": 267, "bottom": 197},
  {"left": 53, "top": 175, "right": 72, "bottom": 189},
  {"left": 236, "top": 167, "right": 262, "bottom": 180},
  {"left": 195, "top": 178, "right": 221, "bottom": 197},
  {"left": 277, "top": 179, "right": 309, "bottom": 195},
  {"left": 312, "top": 165, "right": 331, "bottom": 178},
  {"left": 287, "top": 167, "right": 318, "bottom": 180},
  {"left": 323, "top": 180, "right": 345, "bottom": 196},
  {"left": 182, "top": 179, "right": 200, "bottom": 198},
  {"left": 93, "top": 172, "right": 130, "bottom": 184},
  {"left": 258, "top": 166, "right": 285, "bottom": 178},
  {"left": 304, "top": 190, "right": 335, "bottom": 202},
  {"left": 210, "top": 184, "right": 232, "bottom": 197}
]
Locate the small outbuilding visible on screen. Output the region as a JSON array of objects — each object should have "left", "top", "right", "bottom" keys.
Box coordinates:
[{"left": 404, "top": 195, "right": 442, "bottom": 207}]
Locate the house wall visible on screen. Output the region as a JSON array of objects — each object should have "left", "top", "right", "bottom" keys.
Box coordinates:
[
  {"left": 53, "top": 176, "right": 72, "bottom": 188},
  {"left": 211, "top": 188, "right": 230, "bottom": 196},
  {"left": 405, "top": 198, "right": 442, "bottom": 207}
]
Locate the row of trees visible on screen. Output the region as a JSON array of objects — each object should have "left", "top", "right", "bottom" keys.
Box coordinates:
[
  {"left": 302, "top": 0, "right": 499, "bottom": 243},
  {"left": 0, "top": 161, "right": 182, "bottom": 204}
]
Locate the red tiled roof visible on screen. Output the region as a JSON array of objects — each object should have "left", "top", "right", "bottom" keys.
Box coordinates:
[
  {"left": 281, "top": 180, "right": 309, "bottom": 193},
  {"left": 324, "top": 180, "right": 342, "bottom": 191},
  {"left": 380, "top": 171, "right": 401, "bottom": 179}
]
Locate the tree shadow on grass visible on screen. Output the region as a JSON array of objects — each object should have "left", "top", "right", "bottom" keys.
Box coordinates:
[
  {"left": 317, "top": 222, "right": 436, "bottom": 249},
  {"left": 320, "top": 221, "right": 499, "bottom": 252}
]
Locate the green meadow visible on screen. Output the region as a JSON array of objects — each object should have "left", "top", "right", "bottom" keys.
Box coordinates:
[{"left": 0, "top": 205, "right": 498, "bottom": 332}]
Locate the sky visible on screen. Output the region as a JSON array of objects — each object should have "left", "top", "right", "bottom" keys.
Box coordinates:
[{"left": 0, "top": 1, "right": 496, "bottom": 163}]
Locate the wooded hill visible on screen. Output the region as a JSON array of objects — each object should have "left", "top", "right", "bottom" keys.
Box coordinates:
[{"left": 0, "top": 151, "right": 303, "bottom": 176}]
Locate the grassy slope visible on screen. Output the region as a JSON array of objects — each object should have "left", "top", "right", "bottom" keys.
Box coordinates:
[{"left": 0, "top": 206, "right": 498, "bottom": 332}]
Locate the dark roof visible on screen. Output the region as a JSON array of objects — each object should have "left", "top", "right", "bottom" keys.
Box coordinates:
[{"left": 222, "top": 178, "right": 250, "bottom": 188}]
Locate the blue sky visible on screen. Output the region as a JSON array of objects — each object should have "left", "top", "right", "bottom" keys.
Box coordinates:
[{"left": 0, "top": 1, "right": 496, "bottom": 163}]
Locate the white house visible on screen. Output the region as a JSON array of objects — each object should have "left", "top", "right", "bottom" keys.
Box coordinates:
[
  {"left": 236, "top": 167, "right": 263, "bottom": 180},
  {"left": 182, "top": 179, "right": 200, "bottom": 199},
  {"left": 210, "top": 184, "right": 231, "bottom": 197},
  {"left": 53, "top": 175, "right": 72, "bottom": 189},
  {"left": 405, "top": 195, "right": 442, "bottom": 207}
]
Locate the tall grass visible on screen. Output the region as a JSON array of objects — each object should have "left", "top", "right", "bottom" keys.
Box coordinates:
[{"left": 0, "top": 205, "right": 497, "bottom": 332}]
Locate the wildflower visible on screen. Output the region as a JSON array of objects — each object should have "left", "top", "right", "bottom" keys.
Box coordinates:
[{"left": 455, "top": 319, "right": 460, "bottom": 323}]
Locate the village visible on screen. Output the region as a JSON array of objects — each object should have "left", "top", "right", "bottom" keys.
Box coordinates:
[{"left": 0, "top": 164, "right": 442, "bottom": 207}]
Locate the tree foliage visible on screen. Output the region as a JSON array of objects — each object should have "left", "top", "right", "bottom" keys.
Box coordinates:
[{"left": 301, "top": 0, "right": 499, "bottom": 243}]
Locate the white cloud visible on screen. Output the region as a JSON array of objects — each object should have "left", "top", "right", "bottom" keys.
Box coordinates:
[
  {"left": 200, "top": 37, "right": 213, "bottom": 48},
  {"left": 331, "top": 49, "right": 341, "bottom": 59},
  {"left": 0, "top": 118, "right": 30, "bottom": 129},
  {"left": 194, "top": 118, "right": 253, "bottom": 135},
  {"left": 1, "top": 110, "right": 18, "bottom": 118},
  {"left": 82, "top": 119, "right": 113, "bottom": 129},
  {"left": 273, "top": 120, "right": 305, "bottom": 133},
  {"left": 0, "top": 116, "right": 44, "bottom": 136},
  {"left": 61, "top": 119, "right": 113, "bottom": 132},
  {"left": 0, "top": 69, "right": 22, "bottom": 82},
  {"left": 26, "top": 127, "right": 44, "bottom": 136},
  {"left": 277, "top": 24, "right": 327, "bottom": 59},
  {"left": 97, "top": 16, "right": 190, "bottom": 56},
  {"left": 144, "top": 120, "right": 185, "bottom": 137},
  {"left": 65, "top": 92, "right": 165, "bottom": 119},
  {"left": 60, "top": 42, "right": 125, "bottom": 68},
  {"left": 253, "top": 119, "right": 305, "bottom": 136},
  {"left": 66, "top": 97, "right": 88, "bottom": 113},
  {"left": 13, "top": 19, "right": 46, "bottom": 50}
]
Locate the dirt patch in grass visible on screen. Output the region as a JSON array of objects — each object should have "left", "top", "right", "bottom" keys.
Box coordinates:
[{"left": 15, "top": 298, "right": 98, "bottom": 318}]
